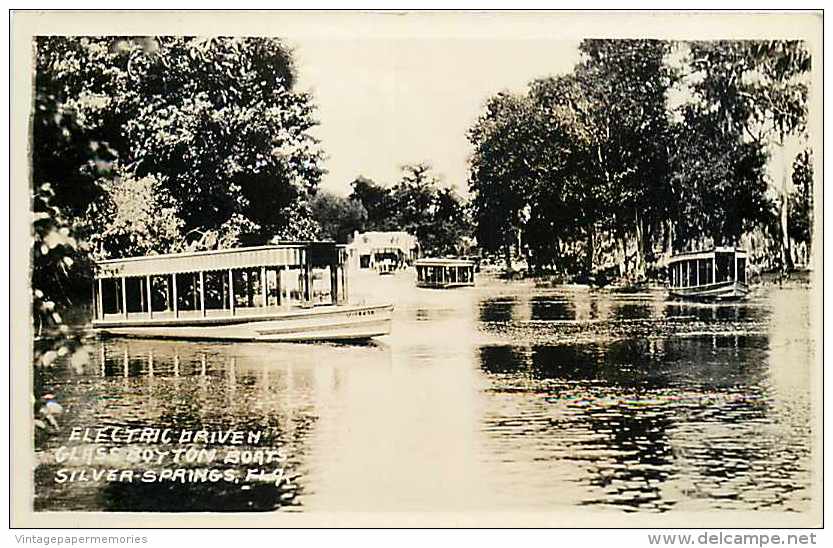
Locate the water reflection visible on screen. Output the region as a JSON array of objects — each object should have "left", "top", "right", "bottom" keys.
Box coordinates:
[
  {"left": 478, "top": 334, "right": 786, "bottom": 511},
  {"left": 35, "top": 277, "right": 813, "bottom": 514}
]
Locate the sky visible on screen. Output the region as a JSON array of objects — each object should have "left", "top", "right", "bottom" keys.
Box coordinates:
[{"left": 287, "top": 32, "right": 580, "bottom": 196}]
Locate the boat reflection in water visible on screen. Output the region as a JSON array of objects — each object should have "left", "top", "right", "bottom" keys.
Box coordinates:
[
  {"left": 35, "top": 276, "right": 814, "bottom": 515},
  {"left": 36, "top": 338, "right": 392, "bottom": 512}
]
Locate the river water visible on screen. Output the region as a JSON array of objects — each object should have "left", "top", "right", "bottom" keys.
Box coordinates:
[{"left": 33, "top": 271, "right": 816, "bottom": 514}]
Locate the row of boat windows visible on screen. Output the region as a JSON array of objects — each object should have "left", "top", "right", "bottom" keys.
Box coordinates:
[
  {"left": 668, "top": 253, "right": 746, "bottom": 288},
  {"left": 97, "top": 265, "right": 346, "bottom": 317},
  {"left": 359, "top": 252, "right": 408, "bottom": 269},
  {"left": 416, "top": 265, "right": 475, "bottom": 284}
]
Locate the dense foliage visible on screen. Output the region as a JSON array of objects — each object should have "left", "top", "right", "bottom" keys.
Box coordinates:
[
  {"left": 310, "top": 191, "right": 368, "bottom": 243},
  {"left": 788, "top": 149, "right": 814, "bottom": 256},
  {"left": 35, "top": 36, "right": 325, "bottom": 258},
  {"left": 468, "top": 39, "right": 813, "bottom": 278},
  {"left": 342, "top": 165, "right": 471, "bottom": 256}
]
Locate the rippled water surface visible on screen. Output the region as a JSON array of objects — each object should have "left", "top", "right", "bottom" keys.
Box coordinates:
[{"left": 34, "top": 272, "right": 816, "bottom": 513}]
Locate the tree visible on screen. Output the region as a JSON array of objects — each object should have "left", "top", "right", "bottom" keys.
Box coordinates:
[
  {"left": 391, "top": 164, "right": 438, "bottom": 240},
  {"left": 80, "top": 174, "right": 184, "bottom": 259},
  {"left": 31, "top": 183, "right": 93, "bottom": 434},
  {"left": 468, "top": 92, "right": 540, "bottom": 268},
  {"left": 469, "top": 73, "right": 625, "bottom": 275},
  {"left": 748, "top": 42, "right": 811, "bottom": 271},
  {"left": 788, "top": 149, "right": 813, "bottom": 262},
  {"left": 669, "top": 105, "right": 771, "bottom": 248},
  {"left": 34, "top": 36, "right": 325, "bottom": 255},
  {"left": 391, "top": 163, "right": 469, "bottom": 257},
  {"left": 469, "top": 41, "right": 677, "bottom": 278},
  {"left": 525, "top": 76, "right": 596, "bottom": 274},
  {"left": 686, "top": 40, "right": 811, "bottom": 270},
  {"left": 467, "top": 39, "right": 810, "bottom": 280},
  {"left": 29, "top": 36, "right": 326, "bottom": 424},
  {"left": 347, "top": 166, "right": 470, "bottom": 256},
  {"left": 310, "top": 191, "right": 368, "bottom": 243},
  {"left": 424, "top": 187, "right": 471, "bottom": 256},
  {"left": 349, "top": 175, "right": 398, "bottom": 231},
  {"left": 572, "top": 39, "right": 677, "bottom": 277}
]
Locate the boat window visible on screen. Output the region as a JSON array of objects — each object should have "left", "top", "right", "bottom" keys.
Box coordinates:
[
  {"left": 149, "top": 275, "right": 170, "bottom": 313},
  {"left": 698, "top": 259, "right": 708, "bottom": 286},
  {"left": 234, "top": 268, "right": 266, "bottom": 308},
  {"left": 203, "top": 270, "right": 230, "bottom": 310},
  {"left": 311, "top": 266, "right": 334, "bottom": 304},
  {"left": 124, "top": 276, "right": 149, "bottom": 314},
  {"left": 737, "top": 257, "right": 746, "bottom": 284},
  {"left": 263, "top": 268, "right": 281, "bottom": 307},
  {"left": 705, "top": 258, "right": 713, "bottom": 284},
  {"left": 688, "top": 259, "right": 697, "bottom": 287},
  {"left": 715, "top": 252, "right": 733, "bottom": 283},
  {"left": 175, "top": 272, "right": 203, "bottom": 311},
  {"left": 286, "top": 267, "right": 307, "bottom": 304},
  {"left": 100, "top": 278, "right": 123, "bottom": 315}
]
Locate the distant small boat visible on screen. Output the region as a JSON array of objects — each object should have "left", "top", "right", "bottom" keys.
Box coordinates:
[
  {"left": 415, "top": 258, "right": 475, "bottom": 289},
  {"left": 667, "top": 247, "right": 749, "bottom": 301},
  {"left": 377, "top": 260, "right": 397, "bottom": 275},
  {"left": 91, "top": 242, "right": 393, "bottom": 342}
]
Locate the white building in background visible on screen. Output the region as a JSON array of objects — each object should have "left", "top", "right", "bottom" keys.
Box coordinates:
[{"left": 347, "top": 230, "right": 420, "bottom": 272}]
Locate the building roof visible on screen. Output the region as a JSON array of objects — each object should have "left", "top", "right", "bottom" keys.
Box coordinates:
[{"left": 347, "top": 231, "right": 418, "bottom": 254}]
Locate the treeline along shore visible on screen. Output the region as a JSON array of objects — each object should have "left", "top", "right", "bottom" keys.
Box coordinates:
[
  {"left": 31, "top": 37, "right": 814, "bottom": 368},
  {"left": 467, "top": 40, "right": 813, "bottom": 284}
]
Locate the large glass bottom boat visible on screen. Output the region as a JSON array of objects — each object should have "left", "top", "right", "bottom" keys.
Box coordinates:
[
  {"left": 91, "top": 242, "right": 393, "bottom": 341},
  {"left": 667, "top": 247, "right": 749, "bottom": 302}
]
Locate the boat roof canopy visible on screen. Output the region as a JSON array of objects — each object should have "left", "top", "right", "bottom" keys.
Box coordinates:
[
  {"left": 668, "top": 247, "right": 747, "bottom": 264},
  {"left": 415, "top": 258, "right": 475, "bottom": 267},
  {"left": 95, "top": 242, "right": 344, "bottom": 279}
]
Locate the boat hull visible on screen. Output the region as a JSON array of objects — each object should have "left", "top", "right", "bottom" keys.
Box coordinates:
[
  {"left": 416, "top": 282, "right": 475, "bottom": 289},
  {"left": 91, "top": 303, "right": 393, "bottom": 342},
  {"left": 668, "top": 280, "right": 749, "bottom": 302}
]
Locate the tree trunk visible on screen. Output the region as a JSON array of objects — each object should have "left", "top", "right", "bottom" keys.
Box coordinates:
[
  {"left": 618, "top": 236, "right": 627, "bottom": 277},
  {"left": 503, "top": 241, "right": 511, "bottom": 271},
  {"left": 634, "top": 209, "right": 646, "bottom": 279},
  {"left": 585, "top": 224, "right": 595, "bottom": 278},
  {"left": 777, "top": 138, "right": 794, "bottom": 272},
  {"left": 553, "top": 237, "right": 561, "bottom": 274},
  {"left": 780, "top": 188, "right": 793, "bottom": 272}
]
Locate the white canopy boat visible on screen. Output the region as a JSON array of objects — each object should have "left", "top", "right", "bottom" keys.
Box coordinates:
[
  {"left": 414, "top": 258, "right": 476, "bottom": 289},
  {"left": 91, "top": 242, "right": 393, "bottom": 341},
  {"left": 667, "top": 247, "right": 749, "bottom": 302}
]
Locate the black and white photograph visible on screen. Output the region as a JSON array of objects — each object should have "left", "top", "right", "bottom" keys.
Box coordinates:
[{"left": 9, "top": 9, "right": 823, "bottom": 529}]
